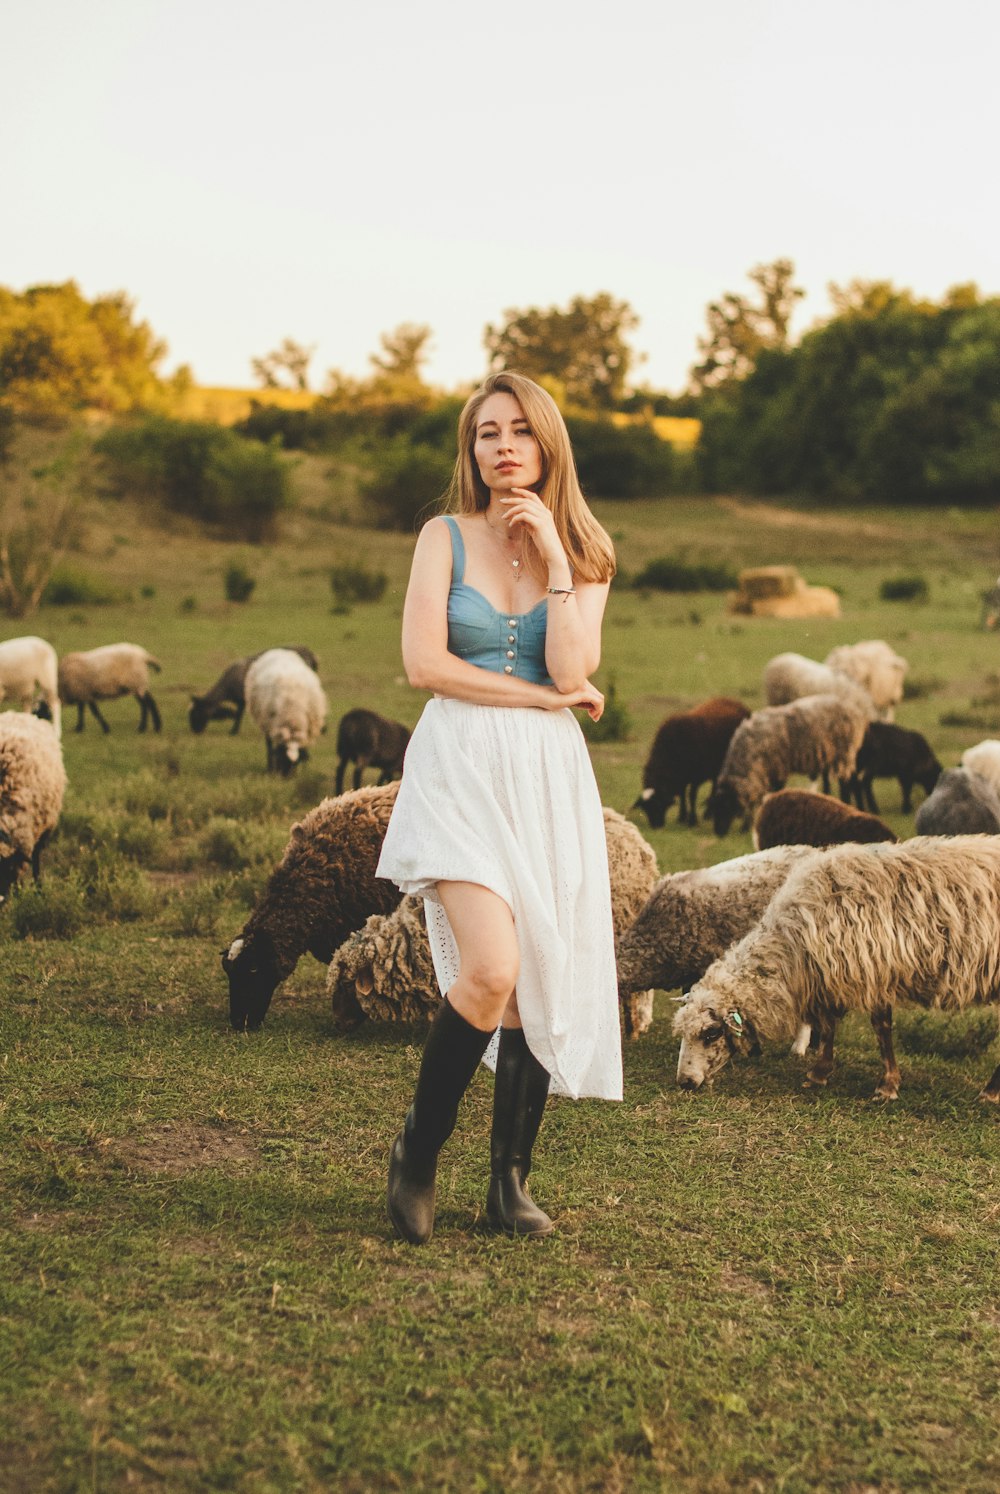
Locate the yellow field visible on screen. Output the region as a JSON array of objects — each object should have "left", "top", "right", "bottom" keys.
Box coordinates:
[{"left": 175, "top": 385, "right": 319, "bottom": 425}]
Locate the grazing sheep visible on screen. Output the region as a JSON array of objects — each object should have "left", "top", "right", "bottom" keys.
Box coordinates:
[
  {"left": 335, "top": 708, "right": 411, "bottom": 795},
  {"left": 0, "top": 713, "right": 67, "bottom": 899},
  {"left": 673, "top": 835, "right": 1000, "bottom": 1102},
  {"left": 763, "top": 652, "right": 873, "bottom": 713},
  {"left": 245, "top": 648, "right": 327, "bottom": 775},
  {"left": 0, "top": 635, "right": 61, "bottom": 737},
  {"left": 914, "top": 767, "right": 1000, "bottom": 836},
  {"left": 634, "top": 697, "right": 750, "bottom": 828},
  {"left": 753, "top": 789, "right": 896, "bottom": 850},
  {"left": 328, "top": 808, "right": 661, "bottom": 1039},
  {"left": 223, "top": 781, "right": 403, "bottom": 1030},
  {"left": 824, "top": 641, "right": 907, "bottom": 721},
  {"left": 189, "top": 646, "right": 319, "bottom": 735},
  {"left": 960, "top": 740, "right": 1000, "bottom": 801},
  {"left": 709, "top": 693, "right": 871, "bottom": 836},
  {"left": 843, "top": 721, "right": 942, "bottom": 813},
  {"left": 58, "top": 643, "right": 162, "bottom": 733}
]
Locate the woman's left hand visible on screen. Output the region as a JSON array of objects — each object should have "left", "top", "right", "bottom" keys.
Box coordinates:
[{"left": 498, "top": 489, "right": 565, "bottom": 568}]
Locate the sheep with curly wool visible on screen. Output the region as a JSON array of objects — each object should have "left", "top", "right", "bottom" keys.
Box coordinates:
[
  {"left": 0, "top": 713, "right": 67, "bottom": 900},
  {"left": 223, "top": 781, "right": 402, "bottom": 1030},
  {"left": 58, "top": 643, "right": 162, "bottom": 733},
  {"left": 709, "top": 692, "right": 871, "bottom": 836},
  {"left": 673, "top": 835, "right": 1000, "bottom": 1102},
  {"left": 763, "top": 652, "right": 874, "bottom": 714},
  {"left": 633, "top": 697, "right": 750, "bottom": 828},
  {"left": 753, "top": 789, "right": 896, "bottom": 851},
  {"left": 189, "top": 646, "right": 319, "bottom": 735},
  {"left": 914, "top": 767, "right": 1000, "bottom": 836},
  {"left": 245, "top": 647, "right": 327, "bottom": 775},
  {"left": 327, "top": 807, "right": 660, "bottom": 1038},
  {"left": 0, "top": 635, "right": 61, "bottom": 736},
  {"left": 960, "top": 740, "right": 1000, "bottom": 801},
  {"left": 823, "top": 641, "right": 907, "bottom": 722}
]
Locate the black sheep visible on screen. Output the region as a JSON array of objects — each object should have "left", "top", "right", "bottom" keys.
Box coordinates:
[
  {"left": 334, "top": 708, "right": 411, "bottom": 795},
  {"left": 189, "top": 645, "right": 319, "bottom": 734},
  {"left": 842, "top": 722, "right": 942, "bottom": 813},
  {"left": 634, "top": 697, "right": 750, "bottom": 828}
]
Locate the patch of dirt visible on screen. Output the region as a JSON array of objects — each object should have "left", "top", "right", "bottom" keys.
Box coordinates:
[
  {"left": 113, "top": 1122, "right": 258, "bottom": 1174},
  {"left": 719, "top": 1265, "right": 774, "bottom": 1300}
]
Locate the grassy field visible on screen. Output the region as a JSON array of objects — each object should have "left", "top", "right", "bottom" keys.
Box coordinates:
[{"left": 1, "top": 472, "right": 999, "bottom": 1491}]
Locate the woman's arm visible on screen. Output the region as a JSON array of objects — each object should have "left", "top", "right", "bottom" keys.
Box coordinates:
[{"left": 401, "top": 519, "right": 604, "bottom": 715}]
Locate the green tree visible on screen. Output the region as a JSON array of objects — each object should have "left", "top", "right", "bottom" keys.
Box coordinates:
[
  {"left": 369, "top": 323, "right": 432, "bottom": 386},
  {"left": 484, "top": 293, "right": 641, "bottom": 409},
  {"left": 691, "top": 258, "right": 804, "bottom": 391},
  {"left": 251, "top": 337, "right": 315, "bottom": 391}
]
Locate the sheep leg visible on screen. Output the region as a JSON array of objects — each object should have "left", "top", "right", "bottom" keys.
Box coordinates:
[
  {"left": 803, "top": 1014, "right": 836, "bottom": 1086},
  {"left": 899, "top": 776, "right": 913, "bottom": 814},
  {"left": 146, "top": 693, "right": 162, "bottom": 732},
  {"left": 863, "top": 777, "right": 879, "bottom": 814},
  {"left": 353, "top": 758, "right": 368, "bottom": 791},
  {"left": 30, "top": 829, "right": 52, "bottom": 884},
  {"left": 74, "top": 702, "right": 86, "bottom": 732},
  {"left": 230, "top": 702, "right": 244, "bottom": 735},
  {"left": 335, "top": 759, "right": 347, "bottom": 795},
  {"left": 88, "top": 701, "right": 111, "bottom": 734},
  {"left": 978, "top": 1062, "right": 1000, "bottom": 1104},
  {"left": 870, "top": 1004, "right": 900, "bottom": 1100},
  {"left": 266, "top": 740, "right": 274, "bottom": 773}
]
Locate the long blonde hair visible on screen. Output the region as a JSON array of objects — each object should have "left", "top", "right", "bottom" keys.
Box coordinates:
[{"left": 444, "top": 372, "right": 616, "bottom": 584}]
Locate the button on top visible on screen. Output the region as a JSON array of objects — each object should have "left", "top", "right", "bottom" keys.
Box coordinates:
[{"left": 508, "top": 619, "right": 517, "bottom": 627}]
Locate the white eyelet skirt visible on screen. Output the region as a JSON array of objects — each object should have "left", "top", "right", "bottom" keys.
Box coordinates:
[{"left": 375, "top": 698, "right": 623, "bottom": 1100}]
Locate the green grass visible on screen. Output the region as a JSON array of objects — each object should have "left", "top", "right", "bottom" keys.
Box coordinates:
[{"left": 1, "top": 479, "right": 999, "bottom": 1491}]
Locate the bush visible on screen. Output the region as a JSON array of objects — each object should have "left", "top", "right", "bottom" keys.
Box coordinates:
[
  {"left": 42, "top": 565, "right": 130, "bottom": 606},
  {"left": 631, "top": 556, "right": 737, "bottom": 592},
  {"left": 8, "top": 874, "right": 87, "bottom": 939},
  {"left": 166, "top": 876, "right": 235, "bottom": 937},
  {"left": 580, "top": 678, "right": 632, "bottom": 744},
  {"left": 879, "top": 574, "right": 929, "bottom": 603},
  {"left": 224, "top": 562, "right": 256, "bottom": 603},
  {"left": 565, "top": 417, "right": 676, "bottom": 499},
  {"left": 360, "top": 438, "right": 453, "bottom": 530},
  {"left": 330, "top": 559, "right": 388, "bottom": 608}
]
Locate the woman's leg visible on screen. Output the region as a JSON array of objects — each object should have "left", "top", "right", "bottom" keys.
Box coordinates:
[{"left": 435, "top": 881, "right": 520, "bottom": 1031}]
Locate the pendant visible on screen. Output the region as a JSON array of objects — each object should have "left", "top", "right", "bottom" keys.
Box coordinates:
[{"left": 512, "top": 558, "right": 521, "bottom": 581}]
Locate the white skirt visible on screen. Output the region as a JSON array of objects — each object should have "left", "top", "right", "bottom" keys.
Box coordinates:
[{"left": 375, "top": 698, "right": 623, "bottom": 1101}]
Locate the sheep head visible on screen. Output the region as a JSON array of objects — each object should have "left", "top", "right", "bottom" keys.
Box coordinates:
[
  {"left": 633, "top": 785, "right": 671, "bottom": 829},
  {"left": 223, "top": 930, "right": 281, "bottom": 1030},
  {"left": 708, "top": 782, "right": 742, "bottom": 838},
  {"left": 673, "top": 993, "right": 758, "bottom": 1089}
]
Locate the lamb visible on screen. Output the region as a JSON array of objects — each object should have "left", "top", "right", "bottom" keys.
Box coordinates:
[
  {"left": 223, "top": 781, "right": 403, "bottom": 1031},
  {"left": 914, "top": 767, "right": 1000, "bottom": 836},
  {"left": 189, "top": 646, "right": 319, "bottom": 734},
  {"left": 58, "top": 643, "right": 162, "bottom": 733},
  {"left": 244, "top": 647, "right": 327, "bottom": 775},
  {"left": 753, "top": 789, "right": 896, "bottom": 850},
  {"left": 633, "top": 697, "right": 750, "bottom": 828},
  {"left": 673, "top": 835, "right": 1000, "bottom": 1102},
  {"left": 0, "top": 713, "right": 67, "bottom": 899},
  {"left": 960, "top": 740, "right": 1000, "bottom": 801},
  {"left": 335, "top": 708, "right": 411, "bottom": 795},
  {"left": 843, "top": 721, "right": 942, "bottom": 813},
  {"left": 327, "top": 807, "right": 660, "bottom": 1039},
  {"left": 709, "top": 693, "right": 871, "bottom": 836},
  {"left": 824, "top": 641, "right": 907, "bottom": 721},
  {"left": 0, "top": 635, "right": 61, "bottom": 736},
  {"left": 763, "top": 652, "right": 873, "bottom": 713}
]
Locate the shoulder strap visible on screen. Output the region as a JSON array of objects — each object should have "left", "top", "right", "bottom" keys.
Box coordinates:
[{"left": 442, "top": 515, "right": 465, "bottom": 583}]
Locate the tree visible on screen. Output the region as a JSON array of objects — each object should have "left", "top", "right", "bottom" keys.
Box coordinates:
[
  {"left": 251, "top": 337, "right": 315, "bottom": 391},
  {"left": 691, "top": 259, "right": 804, "bottom": 391},
  {"left": 369, "top": 323, "right": 432, "bottom": 385},
  {"left": 484, "top": 293, "right": 641, "bottom": 409},
  {"left": 0, "top": 431, "right": 88, "bottom": 616}
]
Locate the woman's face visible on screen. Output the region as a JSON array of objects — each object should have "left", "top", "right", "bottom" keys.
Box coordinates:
[{"left": 473, "top": 392, "right": 543, "bottom": 495}]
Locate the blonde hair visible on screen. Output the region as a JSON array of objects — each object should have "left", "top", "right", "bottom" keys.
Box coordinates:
[{"left": 445, "top": 372, "right": 616, "bottom": 584}]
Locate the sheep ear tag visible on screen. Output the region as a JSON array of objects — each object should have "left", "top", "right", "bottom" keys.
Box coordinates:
[{"left": 724, "top": 1011, "right": 744, "bottom": 1034}]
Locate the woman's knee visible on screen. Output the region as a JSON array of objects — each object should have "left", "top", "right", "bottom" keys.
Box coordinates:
[{"left": 462, "top": 956, "right": 519, "bottom": 1010}]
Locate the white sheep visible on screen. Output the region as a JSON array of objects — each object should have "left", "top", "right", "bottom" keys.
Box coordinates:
[
  {"left": 673, "top": 835, "right": 1000, "bottom": 1103},
  {"left": 0, "top": 636, "right": 61, "bottom": 737},
  {"left": 0, "top": 713, "right": 67, "bottom": 900},
  {"left": 58, "top": 643, "right": 162, "bottom": 733},
  {"left": 823, "top": 641, "right": 907, "bottom": 722},
  {"left": 960, "top": 740, "right": 1000, "bottom": 801},
  {"left": 245, "top": 647, "right": 327, "bottom": 776},
  {"left": 762, "top": 652, "right": 873, "bottom": 714}
]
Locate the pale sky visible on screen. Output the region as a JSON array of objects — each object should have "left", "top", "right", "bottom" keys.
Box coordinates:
[{"left": 4, "top": 0, "right": 997, "bottom": 395}]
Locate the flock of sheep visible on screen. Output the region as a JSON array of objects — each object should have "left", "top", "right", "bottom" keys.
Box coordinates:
[{"left": 2, "top": 626, "right": 999, "bottom": 1108}]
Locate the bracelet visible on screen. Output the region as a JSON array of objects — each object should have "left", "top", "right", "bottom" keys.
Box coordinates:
[{"left": 546, "top": 586, "right": 576, "bottom": 598}]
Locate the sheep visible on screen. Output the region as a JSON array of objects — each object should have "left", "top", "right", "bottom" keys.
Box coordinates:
[
  {"left": 334, "top": 708, "right": 411, "bottom": 795},
  {"left": 824, "top": 641, "right": 907, "bottom": 721},
  {"left": 0, "top": 635, "right": 61, "bottom": 736},
  {"left": 327, "top": 807, "right": 661, "bottom": 1039},
  {"left": 244, "top": 648, "right": 327, "bottom": 775},
  {"left": 708, "top": 693, "right": 871, "bottom": 836},
  {"left": 189, "top": 646, "right": 319, "bottom": 735},
  {"left": 673, "top": 835, "right": 1000, "bottom": 1103},
  {"left": 960, "top": 740, "right": 1000, "bottom": 801},
  {"left": 753, "top": 789, "right": 896, "bottom": 851},
  {"left": 0, "top": 713, "right": 67, "bottom": 900},
  {"left": 633, "top": 697, "right": 750, "bottom": 828},
  {"left": 223, "top": 781, "right": 403, "bottom": 1031},
  {"left": 763, "top": 652, "right": 873, "bottom": 714},
  {"left": 914, "top": 767, "right": 1000, "bottom": 836},
  {"left": 58, "top": 643, "right": 162, "bottom": 733},
  {"left": 843, "top": 721, "right": 942, "bottom": 813}
]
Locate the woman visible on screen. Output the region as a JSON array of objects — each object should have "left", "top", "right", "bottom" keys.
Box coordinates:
[{"left": 376, "top": 371, "right": 622, "bottom": 1245}]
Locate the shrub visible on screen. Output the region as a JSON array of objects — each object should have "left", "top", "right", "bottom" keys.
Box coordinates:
[
  {"left": 360, "top": 438, "right": 453, "bottom": 530},
  {"left": 42, "top": 565, "right": 130, "bottom": 606},
  {"left": 879, "top": 574, "right": 929, "bottom": 603},
  {"left": 8, "top": 874, "right": 87, "bottom": 939},
  {"left": 166, "top": 876, "right": 235, "bottom": 937},
  {"left": 224, "top": 562, "right": 256, "bottom": 603},
  {"left": 580, "top": 678, "right": 632, "bottom": 744},
  {"left": 330, "top": 559, "right": 388, "bottom": 608},
  {"left": 198, "top": 817, "right": 287, "bottom": 871},
  {"left": 565, "top": 417, "right": 676, "bottom": 499},
  {"left": 631, "top": 556, "right": 737, "bottom": 592}
]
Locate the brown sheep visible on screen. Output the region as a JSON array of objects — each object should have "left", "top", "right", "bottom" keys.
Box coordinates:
[
  {"left": 753, "top": 789, "right": 897, "bottom": 850},
  {"left": 634, "top": 697, "right": 750, "bottom": 828}
]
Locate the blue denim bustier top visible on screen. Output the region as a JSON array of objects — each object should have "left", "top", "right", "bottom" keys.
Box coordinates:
[{"left": 443, "top": 516, "right": 552, "bottom": 685}]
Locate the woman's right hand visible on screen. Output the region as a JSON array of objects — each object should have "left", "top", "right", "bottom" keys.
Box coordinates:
[{"left": 550, "top": 681, "right": 604, "bottom": 721}]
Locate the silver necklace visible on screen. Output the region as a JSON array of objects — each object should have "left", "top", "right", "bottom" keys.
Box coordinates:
[{"left": 483, "top": 510, "right": 523, "bottom": 581}]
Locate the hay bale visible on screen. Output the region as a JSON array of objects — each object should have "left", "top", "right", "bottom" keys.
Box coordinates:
[{"left": 737, "top": 565, "right": 800, "bottom": 601}]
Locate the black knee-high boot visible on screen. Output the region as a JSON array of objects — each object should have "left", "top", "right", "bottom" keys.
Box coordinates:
[
  {"left": 486, "top": 1026, "right": 554, "bottom": 1238},
  {"left": 387, "top": 996, "right": 493, "bottom": 1244}
]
